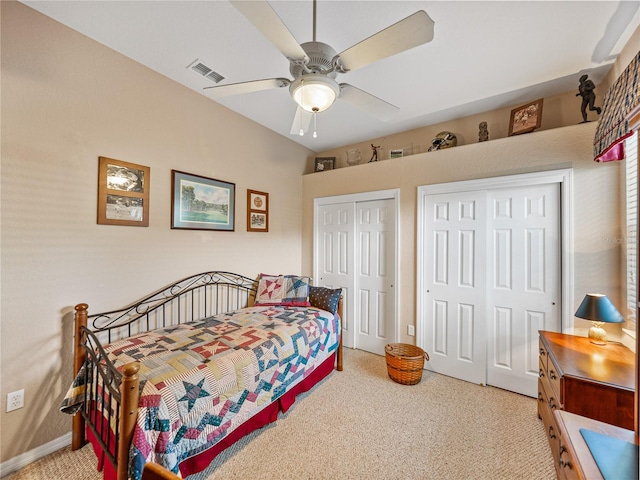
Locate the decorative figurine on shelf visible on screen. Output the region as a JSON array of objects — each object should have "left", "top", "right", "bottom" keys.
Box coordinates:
[
  {"left": 576, "top": 74, "right": 602, "bottom": 123},
  {"left": 346, "top": 148, "right": 362, "bottom": 166},
  {"left": 369, "top": 143, "right": 380, "bottom": 162},
  {"left": 428, "top": 131, "right": 457, "bottom": 152},
  {"left": 479, "top": 121, "right": 489, "bottom": 142}
]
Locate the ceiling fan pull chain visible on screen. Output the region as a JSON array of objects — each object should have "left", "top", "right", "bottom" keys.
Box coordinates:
[
  {"left": 313, "top": 108, "right": 318, "bottom": 138},
  {"left": 299, "top": 84, "right": 305, "bottom": 136},
  {"left": 299, "top": 113, "right": 304, "bottom": 136}
]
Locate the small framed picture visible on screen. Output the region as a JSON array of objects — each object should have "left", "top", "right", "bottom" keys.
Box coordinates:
[
  {"left": 390, "top": 149, "right": 403, "bottom": 158},
  {"left": 509, "top": 98, "right": 543, "bottom": 136},
  {"left": 247, "top": 189, "right": 268, "bottom": 232},
  {"left": 314, "top": 157, "right": 335, "bottom": 172},
  {"left": 97, "top": 157, "right": 150, "bottom": 227},
  {"left": 171, "top": 170, "right": 235, "bottom": 231}
]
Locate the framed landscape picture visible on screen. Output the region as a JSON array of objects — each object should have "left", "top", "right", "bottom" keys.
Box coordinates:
[
  {"left": 171, "top": 170, "right": 235, "bottom": 231},
  {"left": 97, "top": 156, "right": 150, "bottom": 227},
  {"left": 247, "top": 189, "right": 268, "bottom": 232}
]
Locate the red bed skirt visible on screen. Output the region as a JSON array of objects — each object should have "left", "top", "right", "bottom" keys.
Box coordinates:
[{"left": 86, "top": 352, "right": 337, "bottom": 479}]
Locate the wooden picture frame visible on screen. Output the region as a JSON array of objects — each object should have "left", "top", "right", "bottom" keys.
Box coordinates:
[
  {"left": 509, "top": 98, "right": 543, "bottom": 136},
  {"left": 247, "top": 189, "right": 269, "bottom": 232},
  {"left": 97, "top": 157, "right": 150, "bottom": 227},
  {"left": 314, "top": 157, "right": 335, "bottom": 172},
  {"left": 171, "top": 170, "right": 235, "bottom": 231}
]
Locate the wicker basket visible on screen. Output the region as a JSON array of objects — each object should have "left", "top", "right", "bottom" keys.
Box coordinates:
[{"left": 384, "top": 343, "right": 429, "bottom": 385}]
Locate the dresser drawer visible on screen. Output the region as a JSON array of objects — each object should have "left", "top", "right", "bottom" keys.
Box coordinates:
[
  {"left": 538, "top": 337, "right": 549, "bottom": 373},
  {"left": 538, "top": 379, "right": 560, "bottom": 468},
  {"left": 546, "top": 357, "right": 562, "bottom": 406},
  {"left": 539, "top": 357, "right": 560, "bottom": 412}
]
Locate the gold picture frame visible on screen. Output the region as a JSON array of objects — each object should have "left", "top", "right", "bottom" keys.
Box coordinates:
[
  {"left": 509, "top": 98, "right": 543, "bottom": 136},
  {"left": 97, "top": 156, "right": 150, "bottom": 227},
  {"left": 247, "top": 189, "right": 269, "bottom": 232}
]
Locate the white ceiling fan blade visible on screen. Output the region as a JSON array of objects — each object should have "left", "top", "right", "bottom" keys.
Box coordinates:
[
  {"left": 204, "top": 78, "right": 290, "bottom": 98},
  {"left": 339, "top": 84, "right": 399, "bottom": 121},
  {"left": 337, "top": 10, "right": 434, "bottom": 72},
  {"left": 290, "top": 106, "right": 312, "bottom": 135},
  {"left": 230, "top": 1, "right": 309, "bottom": 63}
]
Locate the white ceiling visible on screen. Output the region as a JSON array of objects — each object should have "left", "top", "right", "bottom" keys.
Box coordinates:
[{"left": 22, "top": 1, "right": 640, "bottom": 152}]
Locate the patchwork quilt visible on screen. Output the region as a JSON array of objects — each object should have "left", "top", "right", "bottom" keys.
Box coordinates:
[{"left": 61, "top": 306, "right": 339, "bottom": 480}]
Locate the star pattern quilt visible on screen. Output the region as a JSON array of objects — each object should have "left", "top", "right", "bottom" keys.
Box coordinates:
[{"left": 61, "top": 305, "right": 339, "bottom": 480}]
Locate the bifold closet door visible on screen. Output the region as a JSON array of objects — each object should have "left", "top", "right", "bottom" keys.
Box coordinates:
[
  {"left": 316, "top": 203, "right": 355, "bottom": 348},
  {"left": 486, "top": 184, "right": 560, "bottom": 397},
  {"left": 316, "top": 197, "right": 397, "bottom": 354},
  {"left": 355, "top": 199, "right": 396, "bottom": 355},
  {"left": 422, "top": 183, "right": 561, "bottom": 396},
  {"left": 423, "top": 191, "right": 488, "bottom": 385}
]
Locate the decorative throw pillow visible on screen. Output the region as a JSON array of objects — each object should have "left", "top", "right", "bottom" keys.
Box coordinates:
[
  {"left": 254, "top": 274, "right": 311, "bottom": 306},
  {"left": 308, "top": 286, "right": 342, "bottom": 315}
]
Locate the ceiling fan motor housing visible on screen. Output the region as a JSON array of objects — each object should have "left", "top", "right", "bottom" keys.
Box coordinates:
[{"left": 290, "top": 41, "right": 339, "bottom": 78}]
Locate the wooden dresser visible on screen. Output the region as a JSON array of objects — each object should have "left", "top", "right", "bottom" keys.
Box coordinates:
[
  {"left": 537, "top": 331, "right": 635, "bottom": 476},
  {"left": 553, "top": 410, "right": 636, "bottom": 480}
]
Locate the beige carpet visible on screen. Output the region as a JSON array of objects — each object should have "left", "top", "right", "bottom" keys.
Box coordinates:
[{"left": 7, "top": 348, "right": 555, "bottom": 480}]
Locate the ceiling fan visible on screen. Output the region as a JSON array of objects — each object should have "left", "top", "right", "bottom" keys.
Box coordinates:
[{"left": 205, "top": 0, "right": 435, "bottom": 137}]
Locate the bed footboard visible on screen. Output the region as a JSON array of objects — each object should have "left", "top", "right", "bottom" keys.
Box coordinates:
[
  {"left": 72, "top": 303, "right": 141, "bottom": 480},
  {"left": 70, "top": 271, "right": 260, "bottom": 479}
]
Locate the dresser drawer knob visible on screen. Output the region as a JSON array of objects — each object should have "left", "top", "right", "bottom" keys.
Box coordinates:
[
  {"left": 539, "top": 368, "right": 545, "bottom": 378},
  {"left": 548, "top": 397, "right": 557, "bottom": 410},
  {"left": 538, "top": 392, "right": 543, "bottom": 402},
  {"left": 539, "top": 347, "right": 546, "bottom": 356},
  {"left": 549, "top": 369, "right": 557, "bottom": 380},
  {"left": 548, "top": 425, "right": 556, "bottom": 439}
]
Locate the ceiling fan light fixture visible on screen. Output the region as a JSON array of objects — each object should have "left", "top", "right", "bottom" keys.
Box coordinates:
[{"left": 290, "top": 74, "right": 339, "bottom": 113}]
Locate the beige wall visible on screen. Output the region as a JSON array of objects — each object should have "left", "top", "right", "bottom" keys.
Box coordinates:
[
  {"left": 311, "top": 24, "right": 640, "bottom": 174},
  {"left": 0, "top": 2, "right": 312, "bottom": 462},
  {"left": 311, "top": 88, "right": 589, "bottom": 171},
  {"left": 302, "top": 122, "right": 623, "bottom": 346}
]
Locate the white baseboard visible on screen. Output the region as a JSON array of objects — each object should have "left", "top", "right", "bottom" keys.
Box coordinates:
[{"left": 0, "top": 432, "right": 72, "bottom": 478}]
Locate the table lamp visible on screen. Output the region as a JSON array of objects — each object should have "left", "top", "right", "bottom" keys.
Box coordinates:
[{"left": 574, "top": 293, "right": 624, "bottom": 345}]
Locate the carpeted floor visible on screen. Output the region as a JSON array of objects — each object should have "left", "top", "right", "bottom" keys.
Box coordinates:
[{"left": 6, "top": 348, "right": 555, "bottom": 480}]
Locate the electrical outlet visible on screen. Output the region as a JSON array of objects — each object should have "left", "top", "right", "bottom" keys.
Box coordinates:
[
  {"left": 7, "top": 389, "right": 24, "bottom": 412},
  {"left": 408, "top": 325, "right": 415, "bottom": 336}
]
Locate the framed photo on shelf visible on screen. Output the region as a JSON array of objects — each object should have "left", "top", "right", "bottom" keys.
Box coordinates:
[
  {"left": 97, "top": 156, "right": 150, "bottom": 227},
  {"left": 247, "top": 189, "right": 268, "bottom": 232},
  {"left": 390, "top": 149, "right": 403, "bottom": 158},
  {"left": 509, "top": 98, "right": 543, "bottom": 136},
  {"left": 171, "top": 170, "right": 235, "bottom": 231},
  {"left": 314, "top": 157, "right": 335, "bottom": 172}
]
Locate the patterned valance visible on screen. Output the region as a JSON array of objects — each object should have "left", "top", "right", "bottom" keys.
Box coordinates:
[{"left": 594, "top": 50, "right": 640, "bottom": 162}]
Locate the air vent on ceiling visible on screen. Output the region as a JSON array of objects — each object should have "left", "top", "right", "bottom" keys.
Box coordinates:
[{"left": 187, "top": 59, "right": 225, "bottom": 84}]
